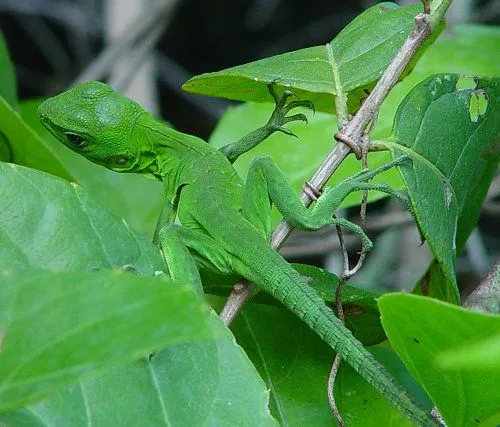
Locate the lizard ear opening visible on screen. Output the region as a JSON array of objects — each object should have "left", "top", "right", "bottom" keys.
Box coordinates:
[
  {"left": 111, "top": 154, "right": 133, "bottom": 169},
  {"left": 65, "top": 132, "right": 85, "bottom": 147}
]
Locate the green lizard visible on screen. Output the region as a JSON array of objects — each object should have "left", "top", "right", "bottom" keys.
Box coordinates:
[{"left": 39, "top": 81, "right": 435, "bottom": 426}]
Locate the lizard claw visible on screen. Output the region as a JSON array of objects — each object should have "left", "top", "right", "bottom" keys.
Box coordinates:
[
  {"left": 266, "top": 82, "right": 315, "bottom": 137},
  {"left": 283, "top": 113, "right": 309, "bottom": 125},
  {"left": 283, "top": 100, "right": 315, "bottom": 116}
]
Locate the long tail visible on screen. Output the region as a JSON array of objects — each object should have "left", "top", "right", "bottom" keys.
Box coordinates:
[{"left": 240, "top": 248, "right": 436, "bottom": 426}]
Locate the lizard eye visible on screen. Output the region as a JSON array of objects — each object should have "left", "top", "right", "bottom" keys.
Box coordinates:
[{"left": 65, "top": 133, "right": 85, "bottom": 147}]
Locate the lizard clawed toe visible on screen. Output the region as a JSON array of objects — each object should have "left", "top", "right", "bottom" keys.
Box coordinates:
[{"left": 266, "top": 83, "right": 315, "bottom": 136}]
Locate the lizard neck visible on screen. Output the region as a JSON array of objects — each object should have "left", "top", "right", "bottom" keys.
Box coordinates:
[{"left": 134, "top": 112, "right": 213, "bottom": 191}]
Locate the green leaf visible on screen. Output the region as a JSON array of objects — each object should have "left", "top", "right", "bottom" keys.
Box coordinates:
[
  {"left": 184, "top": 2, "right": 425, "bottom": 113},
  {"left": 0, "top": 269, "right": 212, "bottom": 413},
  {"left": 19, "top": 99, "right": 164, "bottom": 237},
  {"left": 436, "top": 333, "right": 500, "bottom": 370},
  {"left": 0, "top": 310, "right": 277, "bottom": 426},
  {"left": 379, "top": 293, "right": 500, "bottom": 426},
  {"left": 0, "top": 30, "right": 17, "bottom": 108},
  {"left": 0, "top": 164, "right": 277, "bottom": 425},
  {"left": 213, "top": 297, "right": 428, "bottom": 426},
  {"left": 385, "top": 74, "right": 500, "bottom": 304},
  {"left": 0, "top": 97, "right": 72, "bottom": 181},
  {"left": 0, "top": 162, "right": 163, "bottom": 275}
]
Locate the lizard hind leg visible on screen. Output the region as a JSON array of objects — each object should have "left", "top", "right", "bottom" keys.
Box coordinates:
[{"left": 243, "top": 155, "right": 414, "bottom": 251}]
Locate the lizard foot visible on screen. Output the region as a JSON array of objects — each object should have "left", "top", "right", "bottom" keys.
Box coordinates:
[
  {"left": 266, "top": 83, "right": 315, "bottom": 137},
  {"left": 347, "top": 155, "right": 412, "bottom": 183}
]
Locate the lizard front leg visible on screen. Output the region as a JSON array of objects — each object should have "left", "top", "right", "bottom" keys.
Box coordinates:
[
  {"left": 219, "top": 84, "right": 314, "bottom": 164},
  {"left": 243, "top": 155, "right": 414, "bottom": 251}
]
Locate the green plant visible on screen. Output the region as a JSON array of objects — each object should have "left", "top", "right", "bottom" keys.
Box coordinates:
[{"left": 0, "top": 1, "right": 498, "bottom": 426}]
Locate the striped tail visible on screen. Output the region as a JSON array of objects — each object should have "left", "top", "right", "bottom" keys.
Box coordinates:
[{"left": 242, "top": 250, "right": 437, "bottom": 426}]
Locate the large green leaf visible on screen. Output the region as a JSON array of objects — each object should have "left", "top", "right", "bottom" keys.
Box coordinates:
[
  {"left": 379, "top": 293, "right": 500, "bottom": 427},
  {"left": 184, "top": 2, "right": 425, "bottom": 113},
  {"left": 0, "top": 269, "right": 212, "bottom": 413},
  {"left": 0, "top": 311, "right": 278, "bottom": 426},
  {"left": 216, "top": 297, "right": 428, "bottom": 426},
  {"left": 0, "top": 162, "right": 163, "bottom": 274},
  {"left": 335, "top": 346, "right": 431, "bottom": 427},
  {"left": 384, "top": 74, "right": 499, "bottom": 304},
  {"left": 0, "top": 97, "right": 72, "bottom": 180},
  {"left": 436, "top": 333, "right": 500, "bottom": 370},
  {"left": 0, "top": 163, "right": 278, "bottom": 425},
  {"left": 19, "top": 99, "right": 163, "bottom": 237},
  {"left": 0, "top": 30, "right": 17, "bottom": 108}
]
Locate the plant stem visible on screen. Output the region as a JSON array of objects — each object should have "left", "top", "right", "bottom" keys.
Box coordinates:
[{"left": 327, "top": 134, "right": 371, "bottom": 421}]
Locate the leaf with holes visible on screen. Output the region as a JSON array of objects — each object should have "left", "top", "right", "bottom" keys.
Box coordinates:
[
  {"left": 0, "top": 269, "right": 212, "bottom": 413},
  {"left": 183, "top": 2, "right": 433, "bottom": 113},
  {"left": 379, "top": 293, "right": 500, "bottom": 426},
  {"left": 383, "top": 74, "right": 500, "bottom": 304}
]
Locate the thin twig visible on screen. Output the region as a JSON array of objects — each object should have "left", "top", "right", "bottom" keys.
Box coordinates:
[
  {"left": 219, "top": 12, "right": 435, "bottom": 326},
  {"left": 328, "top": 347, "right": 345, "bottom": 426},
  {"left": 327, "top": 131, "right": 372, "bottom": 423},
  {"left": 328, "top": 222, "right": 348, "bottom": 426}
]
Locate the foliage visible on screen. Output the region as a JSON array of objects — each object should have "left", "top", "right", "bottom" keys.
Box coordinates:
[{"left": 1, "top": 2, "right": 499, "bottom": 426}]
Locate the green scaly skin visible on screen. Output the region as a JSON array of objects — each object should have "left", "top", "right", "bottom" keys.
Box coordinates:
[{"left": 39, "top": 82, "right": 436, "bottom": 426}]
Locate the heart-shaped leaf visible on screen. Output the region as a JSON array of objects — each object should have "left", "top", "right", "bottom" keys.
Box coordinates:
[
  {"left": 0, "top": 310, "right": 278, "bottom": 426},
  {"left": 0, "top": 163, "right": 278, "bottom": 425}
]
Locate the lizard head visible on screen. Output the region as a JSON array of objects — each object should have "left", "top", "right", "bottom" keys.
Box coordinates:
[{"left": 38, "top": 81, "right": 147, "bottom": 172}]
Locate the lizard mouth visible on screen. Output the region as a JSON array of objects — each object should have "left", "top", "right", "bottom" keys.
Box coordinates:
[{"left": 38, "top": 115, "right": 58, "bottom": 140}]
